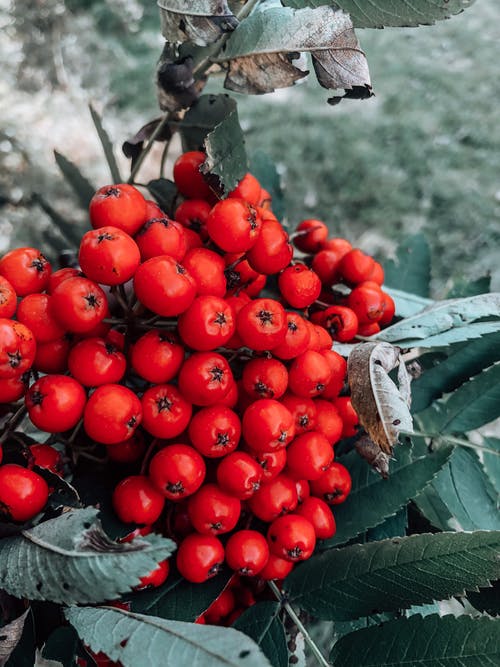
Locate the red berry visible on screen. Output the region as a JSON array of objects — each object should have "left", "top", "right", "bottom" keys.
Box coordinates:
[
  {"left": 173, "top": 151, "right": 212, "bottom": 200},
  {"left": 79, "top": 226, "right": 141, "bottom": 286},
  {"left": 0, "top": 464, "right": 49, "bottom": 522},
  {"left": 295, "top": 496, "right": 336, "bottom": 539},
  {"left": 206, "top": 199, "right": 262, "bottom": 253},
  {"left": 135, "top": 217, "right": 186, "bottom": 262},
  {"left": 0, "top": 247, "right": 51, "bottom": 296},
  {"left": 258, "top": 553, "right": 294, "bottom": 581},
  {"left": 84, "top": 384, "right": 142, "bottom": 444},
  {"left": 241, "top": 357, "right": 288, "bottom": 400},
  {"left": 310, "top": 462, "right": 352, "bottom": 505},
  {"left": 338, "top": 249, "right": 375, "bottom": 285},
  {"left": 17, "top": 294, "right": 66, "bottom": 343},
  {"left": 50, "top": 277, "right": 109, "bottom": 334},
  {"left": 130, "top": 330, "right": 184, "bottom": 384},
  {"left": 216, "top": 451, "right": 263, "bottom": 500},
  {"left": 188, "top": 405, "right": 241, "bottom": 458},
  {"left": 149, "top": 444, "right": 206, "bottom": 501},
  {"left": 176, "top": 533, "right": 224, "bottom": 583},
  {"left": 285, "top": 431, "right": 334, "bottom": 481},
  {"left": 89, "top": 184, "right": 147, "bottom": 236},
  {"left": 242, "top": 399, "right": 295, "bottom": 452},
  {"left": 225, "top": 530, "right": 269, "bottom": 576},
  {"left": 112, "top": 475, "right": 165, "bottom": 524},
  {"left": 293, "top": 220, "right": 328, "bottom": 254},
  {"left": 0, "top": 319, "right": 36, "bottom": 379},
  {"left": 334, "top": 396, "right": 359, "bottom": 438},
  {"left": 141, "top": 384, "right": 192, "bottom": 439},
  {"left": 248, "top": 474, "right": 298, "bottom": 523},
  {"left": 288, "top": 350, "right": 332, "bottom": 398},
  {"left": 30, "top": 444, "right": 64, "bottom": 476},
  {"left": 278, "top": 264, "right": 321, "bottom": 309},
  {"left": 228, "top": 173, "right": 261, "bottom": 205},
  {"left": 267, "top": 514, "right": 316, "bottom": 562},
  {"left": 133, "top": 256, "right": 196, "bottom": 317},
  {"left": 246, "top": 220, "right": 292, "bottom": 275},
  {"left": 178, "top": 296, "right": 235, "bottom": 351},
  {"left": 136, "top": 559, "right": 170, "bottom": 589},
  {"left": 26, "top": 375, "right": 86, "bottom": 433},
  {"left": 271, "top": 312, "right": 311, "bottom": 360},
  {"left": 68, "top": 337, "right": 126, "bottom": 387},
  {"left": 0, "top": 276, "right": 17, "bottom": 318},
  {"left": 237, "top": 298, "right": 287, "bottom": 351},
  {"left": 178, "top": 352, "right": 233, "bottom": 406},
  {"left": 182, "top": 248, "right": 226, "bottom": 297},
  {"left": 187, "top": 484, "right": 241, "bottom": 535}
]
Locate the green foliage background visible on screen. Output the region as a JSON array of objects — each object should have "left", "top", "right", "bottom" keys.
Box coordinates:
[{"left": 1, "top": 0, "right": 499, "bottom": 294}]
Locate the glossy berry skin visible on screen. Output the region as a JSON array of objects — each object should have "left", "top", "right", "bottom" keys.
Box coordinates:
[
  {"left": 0, "top": 247, "right": 51, "bottom": 296},
  {"left": 338, "top": 249, "right": 376, "bottom": 286},
  {"left": 285, "top": 431, "right": 334, "bottom": 481},
  {"left": 135, "top": 217, "right": 186, "bottom": 262},
  {"left": 310, "top": 462, "right": 352, "bottom": 505},
  {"left": 242, "top": 399, "right": 295, "bottom": 452},
  {"left": 133, "top": 255, "right": 196, "bottom": 317},
  {"left": 206, "top": 199, "right": 262, "bottom": 253},
  {"left": 89, "top": 184, "right": 147, "bottom": 236},
  {"left": 68, "top": 337, "right": 126, "bottom": 387},
  {"left": 112, "top": 475, "right": 165, "bottom": 525},
  {"left": 204, "top": 589, "right": 235, "bottom": 624},
  {"left": 248, "top": 474, "right": 298, "bottom": 523},
  {"left": 0, "top": 319, "right": 36, "bottom": 379},
  {"left": 16, "top": 293, "right": 66, "bottom": 343},
  {"left": 84, "top": 384, "right": 142, "bottom": 445},
  {"left": 247, "top": 447, "right": 287, "bottom": 482},
  {"left": 47, "top": 267, "right": 82, "bottom": 294},
  {"left": 50, "top": 277, "right": 109, "bottom": 334},
  {"left": 228, "top": 172, "right": 261, "bottom": 205},
  {"left": 187, "top": 484, "right": 241, "bottom": 535},
  {"left": 242, "top": 357, "right": 288, "bottom": 400},
  {"left": 182, "top": 248, "right": 226, "bottom": 297},
  {"left": 237, "top": 298, "right": 287, "bottom": 351},
  {"left": 216, "top": 451, "right": 263, "bottom": 499},
  {"left": 141, "top": 384, "right": 192, "bottom": 439},
  {"left": 295, "top": 496, "right": 336, "bottom": 540},
  {"left": 175, "top": 199, "right": 211, "bottom": 237},
  {"left": 78, "top": 226, "right": 141, "bottom": 286},
  {"left": 246, "top": 220, "right": 292, "bottom": 275},
  {"left": 188, "top": 405, "right": 241, "bottom": 458},
  {"left": 33, "top": 337, "right": 70, "bottom": 375},
  {"left": 0, "top": 464, "right": 49, "bottom": 522},
  {"left": 311, "top": 249, "right": 343, "bottom": 286},
  {"left": 334, "top": 396, "right": 359, "bottom": 438},
  {"left": 281, "top": 394, "right": 317, "bottom": 435},
  {"left": 271, "top": 312, "right": 311, "bottom": 360},
  {"left": 313, "top": 305, "right": 358, "bottom": 343},
  {"left": 130, "top": 330, "right": 184, "bottom": 384},
  {"left": 30, "top": 444, "right": 64, "bottom": 476},
  {"left": 258, "top": 553, "right": 294, "bottom": 581},
  {"left": 0, "top": 276, "right": 17, "bottom": 318},
  {"left": 178, "top": 352, "right": 233, "bottom": 406},
  {"left": 176, "top": 533, "right": 225, "bottom": 583},
  {"left": 0, "top": 375, "right": 29, "bottom": 403},
  {"left": 178, "top": 296, "right": 235, "bottom": 351},
  {"left": 379, "top": 291, "right": 396, "bottom": 327},
  {"left": 288, "top": 350, "right": 332, "bottom": 398},
  {"left": 106, "top": 432, "right": 146, "bottom": 464},
  {"left": 314, "top": 399, "right": 343, "bottom": 445},
  {"left": 173, "top": 151, "right": 213, "bottom": 200},
  {"left": 26, "top": 375, "right": 86, "bottom": 433},
  {"left": 278, "top": 264, "right": 322, "bottom": 309},
  {"left": 225, "top": 530, "right": 269, "bottom": 576},
  {"left": 137, "top": 559, "right": 170, "bottom": 590},
  {"left": 321, "top": 350, "right": 347, "bottom": 400},
  {"left": 293, "top": 219, "right": 328, "bottom": 254},
  {"left": 347, "top": 283, "right": 385, "bottom": 325},
  {"left": 267, "top": 514, "right": 316, "bottom": 562},
  {"left": 149, "top": 444, "right": 206, "bottom": 501}
]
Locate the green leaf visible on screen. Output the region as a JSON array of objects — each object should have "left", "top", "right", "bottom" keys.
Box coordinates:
[
  {"left": 382, "top": 287, "right": 433, "bottom": 318},
  {"left": 181, "top": 94, "right": 237, "bottom": 152},
  {"left": 320, "top": 436, "right": 453, "bottom": 548},
  {"left": 366, "top": 506, "right": 407, "bottom": 542},
  {"left": 414, "top": 447, "right": 500, "bottom": 532},
  {"left": 201, "top": 98, "right": 248, "bottom": 194},
  {"left": 249, "top": 151, "right": 285, "bottom": 221},
  {"left": 383, "top": 234, "right": 431, "bottom": 298},
  {"left": 417, "top": 362, "right": 500, "bottom": 434},
  {"left": 31, "top": 192, "right": 83, "bottom": 248},
  {"left": 281, "top": 0, "right": 477, "bottom": 29},
  {"left": 411, "top": 332, "right": 500, "bottom": 413},
  {"left": 218, "top": 6, "right": 372, "bottom": 102},
  {"left": 380, "top": 322, "right": 500, "bottom": 349},
  {"left": 53, "top": 150, "right": 96, "bottom": 210},
  {"left": 66, "top": 606, "right": 273, "bottom": 667},
  {"left": 0, "top": 509, "right": 175, "bottom": 605},
  {"left": 233, "top": 602, "right": 288, "bottom": 667},
  {"left": 468, "top": 580, "right": 500, "bottom": 616},
  {"left": 284, "top": 531, "right": 500, "bottom": 621},
  {"left": 89, "top": 104, "right": 122, "bottom": 184},
  {"left": 373, "top": 293, "right": 500, "bottom": 344},
  {"left": 482, "top": 437, "right": 500, "bottom": 497},
  {"left": 41, "top": 626, "right": 80, "bottom": 667},
  {"left": 130, "top": 569, "right": 231, "bottom": 621},
  {"left": 330, "top": 614, "right": 500, "bottom": 667},
  {"left": 158, "top": 0, "right": 238, "bottom": 46},
  {"left": 146, "top": 178, "right": 178, "bottom": 218}
]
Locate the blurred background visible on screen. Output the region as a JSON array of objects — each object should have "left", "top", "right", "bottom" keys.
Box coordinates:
[{"left": 1, "top": 0, "right": 499, "bottom": 295}]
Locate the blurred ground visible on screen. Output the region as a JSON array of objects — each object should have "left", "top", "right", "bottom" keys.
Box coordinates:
[{"left": 0, "top": 0, "right": 499, "bottom": 295}]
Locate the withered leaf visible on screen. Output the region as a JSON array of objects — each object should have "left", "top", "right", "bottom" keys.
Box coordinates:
[
  {"left": 218, "top": 5, "right": 372, "bottom": 100},
  {"left": 355, "top": 435, "right": 390, "bottom": 479},
  {"left": 0, "top": 609, "right": 29, "bottom": 667},
  {"left": 158, "top": 0, "right": 238, "bottom": 46},
  {"left": 157, "top": 50, "right": 206, "bottom": 112},
  {"left": 348, "top": 342, "right": 413, "bottom": 455},
  {"left": 122, "top": 117, "right": 174, "bottom": 167}
]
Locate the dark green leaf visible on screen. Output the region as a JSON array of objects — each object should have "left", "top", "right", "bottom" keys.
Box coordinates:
[
  {"left": 281, "top": 0, "right": 477, "bottom": 29},
  {"left": 330, "top": 614, "right": 500, "bottom": 667},
  {"left": 66, "top": 606, "right": 273, "bottom": 667},
  {"left": 384, "top": 234, "right": 431, "bottom": 298},
  {"left": 146, "top": 179, "right": 178, "bottom": 218},
  {"left": 447, "top": 275, "right": 491, "bottom": 298},
  {"left": 89, "top": 104, "right": 121, "bottom": 184},
  {"left": 158, "top": 0, "right": 238, "bottom": 46},
  {"left": 468, "top": 580, "right": 500, "bottom": 616},
  {"left": 130, "top": 569, "right": 231, "bottom": 621},
  {"left": 285, "top": 531, "right": 500, "bottom": 620},
  {"left": 201, "top": 99, "right": 248, "bottom": 194},
  {"left": 417, "top": 362, "right": 500, "bottom": 434},
  {"left": 233, "top": 602, "right": 288, "bottom": 667},
  {"left": 0, "top": 509, "right": 175, "bottom": 605},
  {"left": 414, "top": 447, "right": 500, "bottom": 532},
  {"left": 366, "top": 507, "right": 407, "bottom": 542},
  {"left": 320, "top": 436, "right": 453, "bottom": 548},
  {"left": 482, "top": 437, "right": 500, "bottom": 497},
  {"left": 218, "top": 6, "right": 372, "bottom": 102},
  {"left": 41, "top": 626, "right": 80, "bottom": 667},
  {"left": 249, "top": 151, "right": 284, "bottom": 221},
  {"left": 53, "top": 150, "right": 95, "bottom": 210},
  {"left": 181, "top": 94, "right": 236, "bottom": 152},
  {"left": 411, "top": 332, "right": 500, "bottom": 413},
  {"left": 31, "top": 192, "right": 83, "bottom": 248}
]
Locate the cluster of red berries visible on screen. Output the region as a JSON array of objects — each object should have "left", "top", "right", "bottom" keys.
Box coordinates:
[{"left": 0, "top": 149, "right": 395, "bottom": 591}]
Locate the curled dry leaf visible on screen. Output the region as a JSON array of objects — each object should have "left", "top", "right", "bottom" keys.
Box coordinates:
[
  {"left": 355, "top": 435, "right": 390, "bottom": 479},
  {"left": 348, "top": 342, "right": 413, "bottom": 456},
  {"left": 0, "top": 609, "right": 29, "bottom": 667},
  {"left": 158, "top": 0, "right": 238, "bottom": 46}
]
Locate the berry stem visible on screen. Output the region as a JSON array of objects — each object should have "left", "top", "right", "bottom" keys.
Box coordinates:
[
  {"left": 402, "top": 429, "right": 500, "bottom": 457},
  {"left": 268, "top": 581, "right": 331, "bottom": 667},
  {"left": 128, "top": 112, "right": 172, "bottom": 184}
]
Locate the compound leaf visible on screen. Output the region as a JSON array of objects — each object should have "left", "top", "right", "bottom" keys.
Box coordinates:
[{"left": 233, "top": 602, "right": 288, "bottom": 667}]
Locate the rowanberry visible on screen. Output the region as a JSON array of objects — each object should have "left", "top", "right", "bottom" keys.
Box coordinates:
[
  {"left": 89, "top": 184, "right": 147, "bottom": 236},
  {"left": 149, "top": 444, "right": 206, "bottom": 501},
  {"left": 0, "top": 464, "right": 49, "bottom": 522},
  {"left": 176, "top": 533, "right": 224, "bottom": 583},
  {"left": 112, "top": 475, "right": 165, "bottom": 524},
  {"left": 267, "top": 514, "right": 316, "bottom": 562},
  {"left": 225, "top": 530, "right": 269, "bottom": 576}
]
